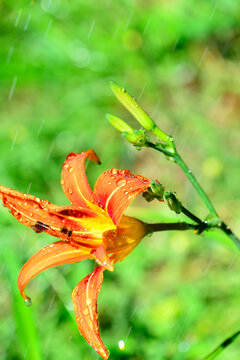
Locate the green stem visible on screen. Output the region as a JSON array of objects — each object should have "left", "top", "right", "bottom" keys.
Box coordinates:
[
  {"left": 146, "top": 141, "right": 240, "bottom": 248},
  {"left": 201, "top": 329, "right": 240, "bottom": 360},
  {"left": 174, "top": 153, "right": 218, "bottom": 216},
  {"left": 181, "top": 205, "right": 203, "bottom": 225},
  {"left": 147, "top": 141, "right": 218, "bottom": 216},
  {"left": 220, "top": 222, "right": 240, "bottom": 250},
  {"left": 146, "top": 222, "right": 198, "bottom": 234}
]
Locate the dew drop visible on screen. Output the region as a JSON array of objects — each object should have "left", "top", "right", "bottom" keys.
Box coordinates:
[
  {"left": 86, "top": 299, "right": 91, "bottom": 306},
  {"left": 124, "top": 191, "right": 128, "bottom": 195},
  {"left": 83, "top": 308, "right": 89, "bottom": 315},
  {"left": 24, "top": 298, "right": 32, "bottom": 307},
  {"left": 61, "top": 180, "right": 65, "bottom": 185},
  {"left": 118, "top": 339, "right": 125, "bottom": 350},
  {"left": 68, "top": 189, "right": 73, "bottom": 194},
  {"left": 112, "top": 169, "right": 118, "bottom": 175},
  {"left": 116, "top": 179, "right": 126, "bottom": 187},
  {"left": 68, "top": 167, "right": 73, "bottom": 173}
]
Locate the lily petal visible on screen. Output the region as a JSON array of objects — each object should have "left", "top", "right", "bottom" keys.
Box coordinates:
[
  {"left": 92, "top": 244, "right": 114, "bottom": 271},
  {"left": 110, "top": 241, "right": 141, "bottom": 264},
  {"left": 105, "top": 215, "right": 147, "bottom": 263},
  {"left": 0, "top": 185, "right": 100, "bottom": 243},
  {"left": 61, "top": 150, "right": 100, "bottom": 207},
  {"left": 17, "top": 240, "right": 93, "bottom": 300},
  {"left": 94, "top": 169, "right": 151, "bottom": 225},
  {"left": 72, "top": 266, "right": 109, "bottom": 359}
]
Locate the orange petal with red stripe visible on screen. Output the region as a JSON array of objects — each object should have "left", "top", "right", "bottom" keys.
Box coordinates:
[
  {"left": 72, "top": 266, "right": 109, "bottom": 359},
  {"left": 0, "top": 185, "right": 98, "bottom": 242},
  {"left": 61, "top": 150, "right": 100, "bottom": 207},
  {"left": 17, "top": 240, "right": 93, "bottom": 300},
  {"left": 94, "top": 169, "right": 151, "bottom": 225}
]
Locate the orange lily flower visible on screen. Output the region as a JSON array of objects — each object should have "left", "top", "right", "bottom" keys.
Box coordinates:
[{"left": 0, "top": 149, "right": 151, "bottom": 359}]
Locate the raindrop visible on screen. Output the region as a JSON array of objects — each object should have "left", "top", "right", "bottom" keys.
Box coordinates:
[
  {"left": 86, "top": 299, "right": 91, "bottom": 306},
  {"left": 48, "top": 294, "right": 55, "bottom": 311},
  {"left": 24, "top": 298, "right": 32, "bottom": 307},
  {"left": 83, "top": 308, "right": 89, "bottom": 315},
  {"left": 88, "top": 20, "right": 95, "bottom": 39},
  {"left": 209, "top": 1, "right": 219, "bottom": 22},
  {"left": 14, "top": 8, "right": 22, "bottom": 27},
  {"left": 36, "top": 120, "right": 44, "bottom": 137},
  {"left": 10, "top": 130, "right": 18, "bottom": 151},
  {"left": 6, "top": 46, "right": 14, "bottom": 63},
  {"left": 46, "top": 141, "right": 55, "bottom": 160},
  {"left": 198, "top": 46, "right": 209, "bottom": 66},
  {"left": 68, "top": 189, "right": 73, "bottom": 194},
  {"left": 118, "top": 339, "right": 125, "bottom": 350},
  {"left": 124, "top": 10, "right": 134, "bottom": 31},
  {"left": 8, "top": 76, "right": 18, "bottom": 100},
  {"left": 24, "top": 13, "right": 31, "bottom": 31},
  {"left": 68, "top": 167, "right": 73, "bottom": 173},
  {"left": 143, "top": 18, "right": 151, "bottom": 36},
  {"left": 45, "top": 20, "right": 52, "bottom": 38},
  {"left": 138, "top": 82, "right": 147, "bottom": 101},
  {"left": 23, "top": 344, "right": 30, "bottom": 359},
  {"left": 26, "top": 182, "right": 32, "bottom": 194},
  {"left": 116, "top": 179, "right": 126, "bottom": 187}
]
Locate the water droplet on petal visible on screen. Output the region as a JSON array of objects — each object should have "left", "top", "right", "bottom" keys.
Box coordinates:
[
  {"left": 83, "top": 308, "right": 89, "bottom": 315},
  {"left": 61, "top": 180, "right": 65, "bottom": 185},
  {"left": 116, "top": 179, "right": 126, "bottom": 187},
  {"left": 112, "top": 169, "right": 118, "bottom": 175},
  {"left": 24, "top": 298, "right": 32, "bottom": 307},
  {"left": 68, "top": 189, "right": 73, "bottom": 194},
  {"left": 86, "top": 299, "right": 91, "bottom": 306},
  {"left": 68, "top": 167, "right": 73, "bottom": 173}
]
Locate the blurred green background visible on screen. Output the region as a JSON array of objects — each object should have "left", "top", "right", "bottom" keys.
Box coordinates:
[{"left": 0, "top": 0, "right": 240, "bottom": 359}]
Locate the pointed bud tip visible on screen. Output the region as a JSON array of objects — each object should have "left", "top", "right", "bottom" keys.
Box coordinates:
[
  {"left": 106, "top": 113, "right": 134, "bottom": 134},
  {"left": 109, "top": 80, "right": 118, "bottom": 90}
]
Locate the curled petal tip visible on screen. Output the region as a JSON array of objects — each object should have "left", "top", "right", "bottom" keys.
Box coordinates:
[{"left": 86, "top": 149, "right": 101, "bottom": 165}]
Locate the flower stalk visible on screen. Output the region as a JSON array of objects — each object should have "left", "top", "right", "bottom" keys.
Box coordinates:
[{"left": 108, "top": 81, "right": 240, "bottom": 249}]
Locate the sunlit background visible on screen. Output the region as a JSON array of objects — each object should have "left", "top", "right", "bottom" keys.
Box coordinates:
[{"left": 1, "top": 1, "right": 240, "bottom": 359}]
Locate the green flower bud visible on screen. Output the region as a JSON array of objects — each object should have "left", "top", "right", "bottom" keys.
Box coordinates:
[
  {"left": 109, "top": 81, "right": 168, "bottom": 142},
  {"left": 150, "top": 181, "right": 164, "bottom": 199},
  {"left": 163, "top": 191, "right": 182, "bottom": 214},
  {"left": 106, "top": 113, "right": 134, "bottom": 134},
  {"left": 123, "top": 129, "right": 148, "bottom": 147}
]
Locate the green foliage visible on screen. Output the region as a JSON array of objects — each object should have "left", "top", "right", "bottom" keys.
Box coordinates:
[{"left": 0, "top": 0, "right": 240, "bottom": 359}]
